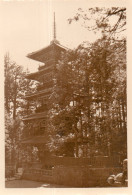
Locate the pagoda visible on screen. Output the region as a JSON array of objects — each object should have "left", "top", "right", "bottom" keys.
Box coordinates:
[{"left": 22, "top": 13, "right": 67, "bottom": 164}]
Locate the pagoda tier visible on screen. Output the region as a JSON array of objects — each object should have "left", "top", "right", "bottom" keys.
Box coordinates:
[
  {"left": 27, "top": 40, "right": 67, "bottom": 64},
  {"left": 25, "top": 88, "right": 52, "bottom": 100},
  {"left": 23, "top": 112, "right": 47, "bottom": 121},
  {"left": 22, "top": 114, "right": 47, "bottom": 142},
  {"left": 21, "top": 135, "right": 47, "bottom": 144},
  {"left": 26, "top": 64, "right": 54, "bottom": 81},
  {"left": 21, "top": 135, "right": 77, "bottom": 145}
]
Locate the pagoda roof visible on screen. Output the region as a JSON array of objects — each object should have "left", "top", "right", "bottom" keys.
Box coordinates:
[
  {"left": 23, "top": 112, "right": 46, "bottom": 121},
  {"left": 21, "top": 136, "right": 47, "bottom": 144},
  {"left": 26, "top": 65, "right": 53, "bottom": 80},
  {"left": 21, "top": 136, "right": 88, "bottom": 145},
  {"left": 25, "top": 88, "right": 52, "bottom": 99},
  {"left": 27, "top": 40, "right": 68, "bottom": 63}
]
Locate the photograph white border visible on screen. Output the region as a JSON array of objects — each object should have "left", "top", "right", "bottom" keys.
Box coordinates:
[{"left": 0, "top": 0, "right": 131, "bottom": 195}]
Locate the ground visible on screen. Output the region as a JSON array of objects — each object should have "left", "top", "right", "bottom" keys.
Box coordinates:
[{"left": 5, "top": 179, "right": 68, "bottom": 188}]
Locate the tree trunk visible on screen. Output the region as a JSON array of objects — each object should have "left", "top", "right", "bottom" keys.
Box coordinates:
[{"left": 13, "top": 75, "right": 17, "bottom": 120}]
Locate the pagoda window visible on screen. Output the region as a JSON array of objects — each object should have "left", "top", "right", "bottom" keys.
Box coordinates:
[
  {"left": 42, "top": 98, "right": 48, "bottom": 110},
  {"left": 33, "top": 120, "right": 40, "bottom": 136},
  {"left": 39, "top": 119, "right": 46, "bottom": 135},
  {"left": 27, "top": 122, "right": 33, "bottom": 137},
  {"left": 35, "top": 98, "right": 48, "bottom": 113},
  {"left": 70, "top": 100, "right": 77, "bottom": 107},
  {"left": 28, "top": 100, "right": 36, "bottom": 114},
  {"left": 36, "top": 98, "right": 42, "bottom": 107},
  {"left": 35, "top": 98, "right": 42, "bottom": 113}
]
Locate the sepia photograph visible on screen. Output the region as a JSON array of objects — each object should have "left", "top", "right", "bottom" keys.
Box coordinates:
[{"left": 0, "top": 0, "right": 128, "bottom": 190}]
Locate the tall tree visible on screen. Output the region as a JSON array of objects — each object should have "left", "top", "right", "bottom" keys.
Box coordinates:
[
  {"left": 4, "top": 54, "right": 37, "bottom": 165},
  {"left": 46, "top": 35, "right": 126, "bottom": 158}
]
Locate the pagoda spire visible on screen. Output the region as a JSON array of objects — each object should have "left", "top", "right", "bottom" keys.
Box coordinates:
[
  {"left": 50, "top": 12, "right": 59, "bottom": 44},
  {"left": 53, "top": 12, "right": 56, "bottom": 40}
]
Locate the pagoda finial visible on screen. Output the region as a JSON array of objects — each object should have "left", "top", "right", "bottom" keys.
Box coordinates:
[
  {"left": 53, "top": 12, "right": 56, "bottom": 40},
  {"left": 50, "top": 12, "right": 59, "bottom": 44}
]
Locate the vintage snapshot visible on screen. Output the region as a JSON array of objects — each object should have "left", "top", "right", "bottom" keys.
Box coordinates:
[{"left": 2, "top": 0, "right": 127, "bottom": 189}]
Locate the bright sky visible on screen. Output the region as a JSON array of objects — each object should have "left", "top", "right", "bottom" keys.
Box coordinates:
[
  {"left": 0, "top": 0, "right": 126, "bottom": 73},
  {"left": 0, "top": 0, "right": 102, "bottom": 72}
]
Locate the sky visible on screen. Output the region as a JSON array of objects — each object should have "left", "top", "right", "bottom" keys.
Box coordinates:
[
  {"left": 0, "top": 0, "right": 104, "bottom": 73},
  {"left": 0, "top": 0, "right": 126, "bottom": 73}
]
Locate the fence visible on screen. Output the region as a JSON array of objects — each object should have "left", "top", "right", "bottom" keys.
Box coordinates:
[
  {"left": 22, "top": 155, "right": 122, "bottom": 187},
  {"left": 22, "top": 165, "right": 122, "bottom": 187},
  {"left": 22, "top": 168, "right": 53, "bottom": 183},
  {"left": 42, "top": 155, "right": 121, "bottom": 168}
]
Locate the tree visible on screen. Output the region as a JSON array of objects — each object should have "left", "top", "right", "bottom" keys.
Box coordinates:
[
  {"left": 5, "top": 54, "right": 24, "bottom": 118},
  {"left": 45, "top": 35, "right": 126, "bottom": 158},
  {"left": 4, "top": 53, "right": 37, "bottom": 165},
  {"left": 68, "top": 7, "right": 126, "bottom": 37}
]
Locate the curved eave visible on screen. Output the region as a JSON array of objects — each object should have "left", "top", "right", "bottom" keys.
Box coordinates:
[
  {"left": 21, "top": 137, "right": 86, "bottom": 145},
  {"left": 27, "top": 41, "right": 68, "bottom": 62},
  {"left": 23, "top": 112, "right": 46, "bottom": 121},
  {"left": 26, "top": 71, "right": 39, "bottom": 80},
  {"left": 21, "top": 136, "right": 46, "bottom": 144},
  {"left": 26, "top": 64, "right": 54, "bottom": 80},
  {"left": 25, "top": 88, "right": 52, "bottom": 99},
  {"left": 21, "top": 136, "right": 75, "bottom": 145}
]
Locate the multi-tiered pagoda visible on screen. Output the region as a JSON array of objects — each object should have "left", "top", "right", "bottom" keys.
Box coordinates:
[{"left": 22, "top": 14, "right": 67, "bottom": 163}]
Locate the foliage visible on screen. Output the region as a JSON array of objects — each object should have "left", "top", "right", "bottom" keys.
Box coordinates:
[
  {"left": 4, "top": 53, "right": 36, "bottom": 119},
  {"left": 4, "top": 53, "right": 36, "bottom": 165},
  {"left": 46, "top": 36, "right": 126, "bottom": 157},
  {"left": 5, "top": 112, "right": 23, "bottom": 164},
  {"left": 68, "top": 7, "right": 126, "bottom": 37}
]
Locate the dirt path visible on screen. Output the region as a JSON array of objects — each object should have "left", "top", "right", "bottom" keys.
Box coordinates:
[{"left": 5, "top": 179, "right": 67, "bottom": 188}]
